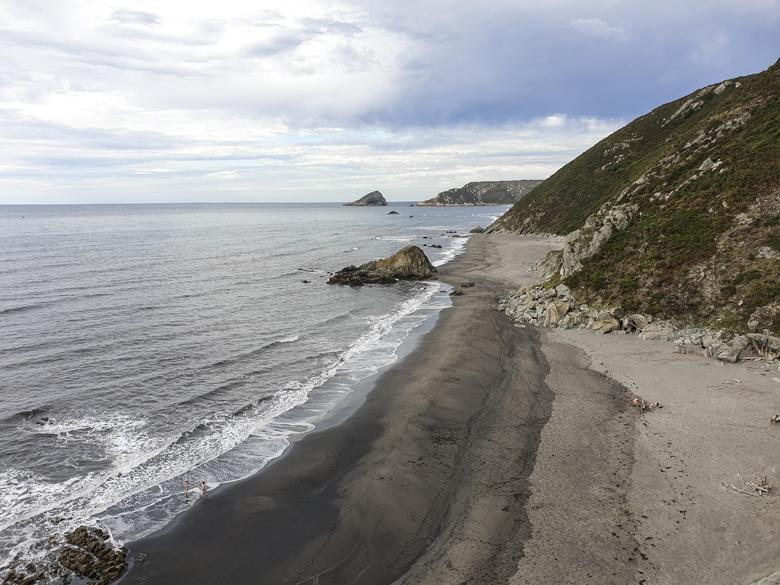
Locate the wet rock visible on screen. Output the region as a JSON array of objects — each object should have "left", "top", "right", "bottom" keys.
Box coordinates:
[
  {"left": 57, "top": 526, "right": 127, "bottom": 585},
  {"left": 461, "top": 281, "right": 475, "bottom": 288},
  {"left": 450, "top": 289, "right": 464, "bottom": 296},
  {"left": 387, "top": 210, "right": 399, "bottom": 215},
  {"left": 328, "top": 246, "right": 436, "bottom": 286},
  {"left": 469, "top": 226, "right": 485, "bottom": 233}
]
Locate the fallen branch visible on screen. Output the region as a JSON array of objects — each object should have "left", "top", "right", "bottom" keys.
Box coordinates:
[{"left": 723, "top": 474, "right": 774, "bottom": 497}]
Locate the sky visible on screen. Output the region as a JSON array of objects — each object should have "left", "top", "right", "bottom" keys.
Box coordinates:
[{"left": 0, "top": 0, "right": 777, "bottom": 203}]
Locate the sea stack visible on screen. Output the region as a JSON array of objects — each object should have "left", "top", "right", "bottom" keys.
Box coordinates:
[
  {"left": 328, "top": 245, "right": 436, "bottom": 286},
  {"left": 344, "top": 191, "right": 388, "bottom": 206}
]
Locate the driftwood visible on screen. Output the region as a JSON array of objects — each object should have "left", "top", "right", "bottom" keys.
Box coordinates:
[{"left": 722, "top": 473, "right": 774, "bottom": 497}]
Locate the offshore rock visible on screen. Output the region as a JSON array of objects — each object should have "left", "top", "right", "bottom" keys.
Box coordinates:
[
  {"left": 344, "top": 190, "right": 387, "bottom": 206},
  {"left": 328, "top": 245, "right": 436, "bottom": 286}
]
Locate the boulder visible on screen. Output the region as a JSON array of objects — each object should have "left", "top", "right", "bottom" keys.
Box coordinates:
[
  {"left": 388, "top": 210, "right": 400, "bottom": 215},
  {"left": 747, "top": 333, "right": 780, "bottom": 360},
  {"left": 328, "top": 245, "right": 436, "bottom": 286},
  {"left": 591, "top": 310, "right": 621, "bottom": 334},
  {"left": 544, "top": 301, "right": 571, "bottom": 327},
  {"left": 624, "top": 313, "right": 651, "bottom": 333},
  {"left": 713, "top": 335, "right": 750, "bottom": 363},
  {"left": 748, "top": 305, "right": 780, "bottom": 332}
]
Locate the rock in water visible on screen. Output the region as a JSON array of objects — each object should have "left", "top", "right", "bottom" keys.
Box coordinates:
[
  {"left": 328, "top": 245, "right": 436, "bottom": 286},
  {"left": 388, "top": 210, "right": 399, "bottom": 215},
  {"left": 344, "top": 190, "right": 387, "bottom": 206}
]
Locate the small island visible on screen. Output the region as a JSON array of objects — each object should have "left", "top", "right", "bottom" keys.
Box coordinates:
[{"left": 343, "top": 190, "right": 388, "bottom": 206}]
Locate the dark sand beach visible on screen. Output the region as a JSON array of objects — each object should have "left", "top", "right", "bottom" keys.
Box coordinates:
[
  {"left": 119, "top": 234, "right": 780, "bottom": 585},
  {"left": 119, "top": 234, "right": 563, "bottom": 585}
]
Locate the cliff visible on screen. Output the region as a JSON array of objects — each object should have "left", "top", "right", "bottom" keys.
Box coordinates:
[
  {"left": 491, "top": 59, "right": 780, "bottom": 335},
  {"left": 417, "top": 180, "right": 542, "bottom": 206},
  {"left": 344, "top": 191, "right": 388, "bottom": 206}
]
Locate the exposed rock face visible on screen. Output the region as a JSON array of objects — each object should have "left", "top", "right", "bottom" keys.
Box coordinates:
[
  {"left": 417, "top": 180, "right": 542, "bottom": 206},
  {"left": 344, "top": 190, "right": 388, "bottom": 206},
  {"left": 328, "top": 245, "right": 436, "bottom": 286},
  {"left": 489, "top": 60, "right": 780, "bottom": 335},
  {"left": 560, "top": 203, "right": 638, "bottom": 276}
]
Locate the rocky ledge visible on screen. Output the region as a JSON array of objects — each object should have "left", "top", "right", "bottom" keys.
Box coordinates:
[
  {"left": 328, "top": 245, "right": 436, "bottom": 286},
  {"left": 57, "top": 526, "right": 127, "bottom": 585},
  {"left": 500, "top": 284, "right": 780, "bottom": 368}
]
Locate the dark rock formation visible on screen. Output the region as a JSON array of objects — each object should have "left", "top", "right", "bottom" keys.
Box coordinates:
[
  {"left": 388, "top": 210, "right": 399, "bottom": 215},
  {"left": 344, "top": 190, "right": 387, "bottom": 206},
  {"left": 56, "top": 526, "right": 127, "bottom": 585},
  {"left": 417, "top": 180, "right": 542, "bottom": 206},
  {"left": 328, "top": 245, "right": 436, "bottom": 286},
  {"left": 469, "top": 226, "right": 485, "bottom": 233}
]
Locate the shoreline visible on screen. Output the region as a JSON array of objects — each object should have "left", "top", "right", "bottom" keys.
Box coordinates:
[
  {"left": 118, "top": 233, "right": 780, "bottom": 585},
  {"left": 118, "top": 233, "right": 563, "bottom": 584}
]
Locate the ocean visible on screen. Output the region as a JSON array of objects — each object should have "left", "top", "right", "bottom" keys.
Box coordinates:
[{"left": 0, "top": 202, "right": 506, "bottom": 571}]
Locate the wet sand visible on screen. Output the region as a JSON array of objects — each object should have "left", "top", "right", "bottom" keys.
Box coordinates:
[
  {"left": 119, "top": 234, "right": 563, "bottom": 585},
  {"left": 119, "top": 233, "right": 780, "bottom": 585}
]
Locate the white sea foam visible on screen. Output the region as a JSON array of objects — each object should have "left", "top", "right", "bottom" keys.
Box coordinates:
[
  {"left": 0, "top": 282, "right": 450, "bottom": 572},
  {"left": 433, "top": 236, "right": 468, "bottom": 267}
]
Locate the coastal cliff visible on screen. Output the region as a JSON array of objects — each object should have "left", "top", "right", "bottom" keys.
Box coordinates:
[
  {"left": 417, "top": 180, "right": 542, "bottom": 206},
  {"left": 491, "top": 59, "right": 780, "bottom": 342},
  {"left": 344, "top": 191, "right": 387, "bottom": 206}
]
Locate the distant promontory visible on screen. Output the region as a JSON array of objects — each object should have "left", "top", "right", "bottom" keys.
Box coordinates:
[
  {"left": 416, "top": 180, "right": 543, "bottom": 206},
  {"left": 344, "top": 191, "right": 388, "bottom": 206}
]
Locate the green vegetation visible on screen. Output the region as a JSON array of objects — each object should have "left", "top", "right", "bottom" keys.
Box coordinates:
[{"left": 494, "top": 59, "right": 780, "bottom": 333}]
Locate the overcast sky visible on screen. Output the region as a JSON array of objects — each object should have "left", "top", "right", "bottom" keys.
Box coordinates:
[{"left": 1, "top": 0, "right": 777, "bottom": 203}]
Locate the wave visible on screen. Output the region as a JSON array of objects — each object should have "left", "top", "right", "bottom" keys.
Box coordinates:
[
  {"left": 198, "top": 335, "right": 299, "bottom": 373},
  {"left": 0, "top": 284, "right": 447, "bottom": 572},
  {"left": 0, "top": 303, "right": 49, "bottom": 317}
]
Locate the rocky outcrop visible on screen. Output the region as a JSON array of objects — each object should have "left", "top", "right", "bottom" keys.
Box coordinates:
[
  {"left": 561, "top": 203, "right": 638, "bottom": 276},
  {"left": 500, "top": 283, "right": 780, "bottom": 368},
  {"left": 56, "top": 526, "right": 127, "bottom": 585},
  {"left": 417, "top": 180, "right": 542, "bottom": 206},
  {"left": 344, "top": 191, "right": 388, "bottom": 206},
  {"left": 328, "top": 245, "right": 436, "bottom": 286},
  {"left": 488, "top": 61, "right": 779, "bottom": 335}
]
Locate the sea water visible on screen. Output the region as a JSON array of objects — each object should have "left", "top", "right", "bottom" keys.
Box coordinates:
[{"left": 0, "top": 202, "right": 506, "bottom": 571}]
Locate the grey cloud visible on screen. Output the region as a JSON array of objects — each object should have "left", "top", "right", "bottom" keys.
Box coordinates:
[
  {"left": 243, "top": 30, "right": 313, "bottom": 57},
  {"left": 110, "top": 9, "right": 162, "bottom": 26}
]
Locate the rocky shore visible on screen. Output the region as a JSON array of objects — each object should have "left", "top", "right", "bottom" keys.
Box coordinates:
[{"left": 500, "top": 281, "right": 780, "bottom": 368}]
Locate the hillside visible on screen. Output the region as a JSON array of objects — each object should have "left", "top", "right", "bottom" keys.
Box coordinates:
[
  {"left": 344, "top": 191, "right": 387, "bottom": 206},
  {"left": 491, "top": 60, "right": 780, "bottom": 334},
  {"left": 417, "top": 180, "right": 542, "bottom": 206}
]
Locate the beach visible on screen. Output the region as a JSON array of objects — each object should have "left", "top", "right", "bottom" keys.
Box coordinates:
[{"left": 119, "top": 233, "right": 780, "bottom": 585}]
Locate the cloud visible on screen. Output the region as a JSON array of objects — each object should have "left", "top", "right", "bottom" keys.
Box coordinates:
[
  {"left": 110, "top": 9, "right": 162, "bottom": 26},
  {"left": 570, "top": 18, "right": 630, "bottom": 41},
  {"left": 0, "top": 0, "right": 777, "bottom": 203}
]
